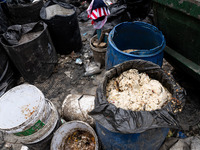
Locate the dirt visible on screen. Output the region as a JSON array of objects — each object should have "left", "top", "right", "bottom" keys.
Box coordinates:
[
  {"left": 19, "top": 31, "right": 41, "bottom": 44},
  {"left": 122, "top": 49, "right": 138, "bottom": 53},
  {"left": 21, "top": 104, "right": 37, "bottom": 119},
  {"left": 63, "top": 130, "right": 95, "bottom": 150},
  {"left": 46, "top": 4, "right": 75, "bottom": 19}
]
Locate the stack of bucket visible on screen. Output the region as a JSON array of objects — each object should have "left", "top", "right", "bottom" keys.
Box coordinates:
[
  {"left": 0, "top": 84, "right": 61, "bottom": 150},
  {"left": 0, "top": 0, "right": 82, "bottom": 83}
]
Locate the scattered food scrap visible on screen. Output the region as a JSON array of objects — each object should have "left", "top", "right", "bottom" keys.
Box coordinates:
[
  {"left": 63, "top": 130, "right": 95, "bottom": 150},
  {"left": 122, "top": 49, "right": 138, "bottom": 53}
]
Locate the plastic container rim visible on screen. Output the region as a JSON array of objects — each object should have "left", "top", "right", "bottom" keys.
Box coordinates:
[
  {"left": 50, "top": 120, "right": 98, "bottom": 150},
  {"left": 7, "top": 0, "right": 43, "bottom": 8},
  {"left": 0, "top": 22, "right": 47, "bottom": 48},
  {"left": 108, "top": 21, "right": 166, "bottom": 57},
  {"left": 0, "top": 84, "right": 45, "bottom": 133},
  {"left": 40, "top": 2, "right": 76, "bottom": 20}
]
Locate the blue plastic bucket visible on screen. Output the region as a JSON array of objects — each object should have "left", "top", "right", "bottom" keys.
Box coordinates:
[
  {"left": 96, "top": 122, "right": 169, "bottom": 150},
  {"left": 106, "top": 22, "right": 166, "bottom": 70}
]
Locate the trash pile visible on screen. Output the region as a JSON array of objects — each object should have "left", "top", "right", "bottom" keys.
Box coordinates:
[
  {"left": 0, "top": 0, "right": 199, "bottom": 150},
  {"left": 106, "top": 69, "right": 172, "bottom": 111}
]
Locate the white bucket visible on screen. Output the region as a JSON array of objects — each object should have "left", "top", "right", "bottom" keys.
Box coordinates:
[
  {"left": 15, "top": 100, "right": 59, "bottom": 144},
  {"left": 0, "top": 84, "right": 60, "bottom": 145},
  {"left": 51, "top": 121, "right": 99, "bottom": 150},
  {"left": 0, "top": 84, "right": 47, "bottom": 134}
]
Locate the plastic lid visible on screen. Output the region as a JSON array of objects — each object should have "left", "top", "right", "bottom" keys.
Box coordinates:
[{"left": 0, "top": 84, "right": 45, "bottom": 129}]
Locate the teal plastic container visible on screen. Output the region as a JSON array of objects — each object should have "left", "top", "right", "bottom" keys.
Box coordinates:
[{"left": 106, "top": 22, "right": 166, "bottom": 70}]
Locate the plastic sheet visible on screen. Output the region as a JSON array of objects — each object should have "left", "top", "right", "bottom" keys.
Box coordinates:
[
  {"left": 0, "top": 5, "right": 8, "bottom": 34},
  {"left": 0, "top": 45, "right": 15, "bottom": 97},
  {"left": 40, "top": 0, "right": 82, "bottom": 54},
  {"left": 7, "top": 0, "right": 44, "bottom": 25},
  {"left": 7, "top": 0, "right": 33, "bottom": 5},
  {"left": 106, "top": 3, "right": 130, "bottom": 27},
  {"left": 118, "top": 0, "right": 152, "bottom": 20},
  {"left": 89, "top": 60, "right": 186, "bottom": 133},
  {"left": 1, "top": 21, "right": 57, "bottom": 83}
]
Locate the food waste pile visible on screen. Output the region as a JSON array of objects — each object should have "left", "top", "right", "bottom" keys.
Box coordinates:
[{"left": 106, "top": 69, "right": 172, "bottom": 111}]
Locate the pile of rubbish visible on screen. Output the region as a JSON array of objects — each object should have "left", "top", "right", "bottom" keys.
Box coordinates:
[{"left": 0, "top": 0, "right": 200, "bottom": 150}]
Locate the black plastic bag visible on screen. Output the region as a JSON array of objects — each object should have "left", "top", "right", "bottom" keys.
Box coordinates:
[
  {"left": 40, "top": 0, "right": 82, "bottom": 54},
  {"left": 118, "top": 0, "right": 152, "bottom": 20},
  {"left": 0, "top": 61, "right": 15, "bottom": 97},
  {"left": 0, "top": 5, "right": 9, "bottom": 34},
  {"left": 175, "top": 102, "right": 200, "bottom": 130},
  {"left": 7, "top": 0, "right": 44, "bottom": 25},
  {"left": 78, "top": 10, "right": 89, "bottom": 22},
  {"left": 1, "top": 21, "right": 57, "bottom": 83},
  {"left": 7, "top": 0, "right": 33, "bottom": 5},
  {"left": 0, "top": 44, "right": 15, "bottom": 97},
  {"left": 106, "top": 3, "right": 131, "bottom": 28},
  {"left": 89, "top": 60, "right": 186, "bottom": 133}
]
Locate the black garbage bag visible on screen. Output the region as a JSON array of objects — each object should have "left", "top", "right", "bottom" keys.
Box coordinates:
[
  {"left": 175, "top": 102, "right": 200, "bottom": 130},
  {"left": 0, "top": 5, "right": 9, "bottom": 34},
  {"left": 7, "top": 0, "right": 44, "bottom": 25},
  {"left": 106, "top": 3, "right": 131, "bottom": 28},
  {"left": 78, "top": 10, "right": 89, "bottom": 22},
  {"left": 0, "top": 61, "right": 15, "bottom": 97},
  {"left": 89, "top": 60, "right": 186, "bottom": 133},
  {"left": 7, "top": 0, "right": 33, "bottom": 5},
  {"left": 119, "top": 0, "right": 152, "bottom": 20},
  {"left": 40, "top": 0, "right": 82, "bottom": 54},
  {"left": 0, "top": 44, "right": 15, "bottom": 97},
  {"left": 0, "top": 21, "right": 57, "bottom": 83}
]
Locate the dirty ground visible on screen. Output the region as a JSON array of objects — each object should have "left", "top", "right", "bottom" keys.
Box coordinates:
[{"left": 0, "top": 19, "right": 200, "bottom": 150}]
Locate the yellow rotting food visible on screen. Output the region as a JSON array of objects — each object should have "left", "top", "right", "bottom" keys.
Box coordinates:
[
  {"left": 106, "top": 69, "right": 172, "bottom": 111},
  {"left": 64, "top": 130, "right": 95, "bottom": 150}
]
